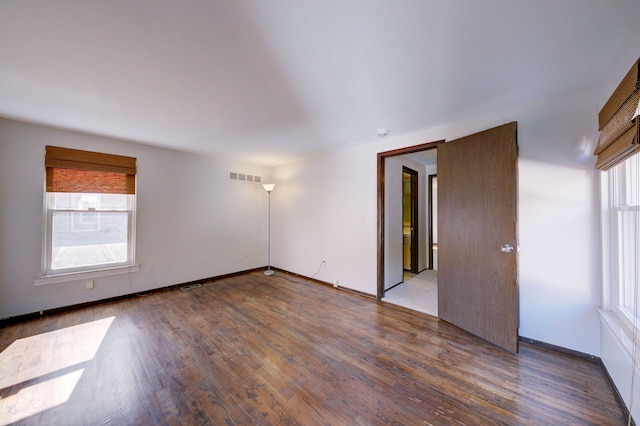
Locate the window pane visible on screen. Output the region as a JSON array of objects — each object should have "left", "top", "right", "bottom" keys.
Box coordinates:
[
  {"left": 51, "top": 211, "right": 128, "bottom": 270},
  {"left": 613, "top": 153, "right": 640, "bottom": 208},
  {"left": 52, "top": 193, "right": 128, "bottom": 210},
  {"left": 626, "top": 154, "right": 639, "bottom": 206},
  {"left": 618, "top": 209, "right": 639, "bottom": 313}
]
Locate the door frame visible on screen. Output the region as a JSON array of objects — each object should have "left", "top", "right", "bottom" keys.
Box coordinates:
[
  {"left": 377, "top": 140, "right": 444, "bottom": 300},
  {"left": 402, "top": 166, "right": 419, "bottom": 274}
]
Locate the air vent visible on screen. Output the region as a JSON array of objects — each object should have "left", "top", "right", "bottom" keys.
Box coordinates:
[
  {"left": 228, "top": 171, "right": 262, "bottom": 184},
  {"left": 180, "top": 283, "right": 202, "bottom": 291}
]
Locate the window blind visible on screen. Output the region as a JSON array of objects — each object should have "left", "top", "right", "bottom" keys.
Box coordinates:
[
  {"left": 595, "top": 58, "right": 640, "bottom": 170},
  {"left": 45, "top": 146, "right": 137, "bottom": 194}
]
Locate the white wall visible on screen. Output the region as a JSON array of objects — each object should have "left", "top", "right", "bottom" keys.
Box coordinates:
[
  {"left": 597, "top": 4, "right": 640, "bottom": 420},
  {"left": 517, "top": 90, "right": 601, "bottom": 355},
  {"left": 383, "top": 156, "right": 427, "bottom": 289},
  {"left": 0, "top": 118, "right": 270, "bottom": 319},
  {"left": 272, "top": 87, "right": 602, "bottom": 355},
  {"left": 272, "top": 147, "right": 378, "bottom": 291}
]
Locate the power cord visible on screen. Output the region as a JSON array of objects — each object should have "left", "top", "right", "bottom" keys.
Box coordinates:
[
  {"left": 276, "top": 260, "right": 327, "bottom": 285},
  {"left": 311, "top": 260, "right": 326, "bottom": 279},
  {"left": 277, "top": 274, "right": 310, "bottom": 285}
]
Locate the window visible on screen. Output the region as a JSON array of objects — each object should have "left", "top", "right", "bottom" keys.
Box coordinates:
[
  {"left": 604, "top": 151, "right": 640, "bottom": 326},
  {"left": 43, "top": 146, "right": 136, "bottom": 276},
  {"left": 597, "top": 58, "right": 640, "bottom": 327}
]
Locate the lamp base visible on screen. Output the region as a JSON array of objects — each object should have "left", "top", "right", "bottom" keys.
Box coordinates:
[{"left": 264, "top": 269, "right": 275, "bottom": 276}]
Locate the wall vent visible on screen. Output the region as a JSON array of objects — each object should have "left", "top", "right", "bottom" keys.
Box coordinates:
[
  {"left": 180, "top": 283, "right": 202, "bottom": 291},
  {"left": 228, "top": 171, "right": 262, "bottom": 184}
]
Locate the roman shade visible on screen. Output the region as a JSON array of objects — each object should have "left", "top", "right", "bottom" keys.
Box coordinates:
[
  {"left": 45, "top": 146, "right": 137, "bottom": 194},
  {"left": 594, "top": 58, "right": 640, "bottom": 170}
]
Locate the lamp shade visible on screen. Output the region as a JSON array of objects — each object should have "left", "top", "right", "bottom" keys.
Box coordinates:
[{"left": 262, "top": 183, "right": 275, "bottom": 192}]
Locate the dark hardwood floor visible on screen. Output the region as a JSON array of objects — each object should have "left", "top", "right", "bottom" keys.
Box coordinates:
[{"left": 0, "top": 272, "right": 627, "bottom": 425}]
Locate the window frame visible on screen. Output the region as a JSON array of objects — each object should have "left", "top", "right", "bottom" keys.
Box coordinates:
[
  {"left": 39, "top": 146, "right": 137, "bottom": 282},
  {"left": 42, "top": 192, "right": 136, "bottom": 277},
  {"left": 601, "top": 151, "right": 640, "bottom": 333}
]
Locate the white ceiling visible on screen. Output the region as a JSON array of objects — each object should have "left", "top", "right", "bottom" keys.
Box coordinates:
[
  {"left": 1, "top": 1, "right": 638, "bottom": 166},
  {"left": 406, "top": 149, "right": 438, "bottom": 167}
]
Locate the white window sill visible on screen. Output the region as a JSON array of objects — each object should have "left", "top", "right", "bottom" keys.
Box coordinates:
[
  {"left": 599, "top": 308, "right": 638, "bottom": 362},
  {"left": 35, "top": 265, "right": 139, "bottom": 286}
]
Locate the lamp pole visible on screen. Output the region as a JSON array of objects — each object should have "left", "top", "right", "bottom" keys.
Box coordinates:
[{"left": 263, "top": 184, "right": 275, "bottom": 276}]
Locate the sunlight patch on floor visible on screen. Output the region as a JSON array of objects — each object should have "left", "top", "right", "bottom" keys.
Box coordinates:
[
  {"left": 0, "top": 316, "right": 114, "bottom": 424},
  {"left": 0, "top": 369, "right": 84, "bottom": 425}
]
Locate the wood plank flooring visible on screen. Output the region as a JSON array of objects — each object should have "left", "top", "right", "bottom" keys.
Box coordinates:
[{"left": 0, "top": 272, "right": 627, "bottom": 425}]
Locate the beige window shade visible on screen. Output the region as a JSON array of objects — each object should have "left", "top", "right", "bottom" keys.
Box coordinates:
[
  {"left": 45, "top": 146, "right": 137, "bottom": 194},
  {"left": 595, "top": 58, "right": 640, "bottom": 170}
]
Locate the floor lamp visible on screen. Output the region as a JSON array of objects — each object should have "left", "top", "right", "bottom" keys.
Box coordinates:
[{"left": 263, "top": 183, "right": 275, "bottom": 276}]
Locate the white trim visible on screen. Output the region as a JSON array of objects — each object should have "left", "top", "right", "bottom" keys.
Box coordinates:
[
  {"left": 600, "top": 171, "right": 613, "bottom": 310},
  {"left": 600, "top": 308, "right": 640, "bottom": 374},
  {"left": 35, "top": 264, "right": 139, "bottom": 286},
  {"left": 42, "top": 193, "right": 137, "bottom": 276}
]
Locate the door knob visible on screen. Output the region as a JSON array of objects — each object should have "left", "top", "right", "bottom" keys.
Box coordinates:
[{"left": 501, "top": 244, "right": 514, "bottom": 253}]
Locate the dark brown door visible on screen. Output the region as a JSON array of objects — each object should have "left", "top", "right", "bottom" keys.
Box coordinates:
[{"left": 437, "top": 122, "right": 519, "bottom": 353}]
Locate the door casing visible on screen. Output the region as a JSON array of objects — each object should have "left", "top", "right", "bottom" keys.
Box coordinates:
[{"left": 377, "top": 140, "right": 443, "bottom": 299}]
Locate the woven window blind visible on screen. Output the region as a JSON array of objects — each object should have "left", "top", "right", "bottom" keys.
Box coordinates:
[
  {"left": 594, "top": 58, "right": 640, "bottom": 170},
  {"left": 45, "top": 146, "right": 136, "bottom": 194}
]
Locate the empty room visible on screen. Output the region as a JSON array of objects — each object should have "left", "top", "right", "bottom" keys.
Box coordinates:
[{"left": 1, "top": 1, "right": 640, "bottom": 424}]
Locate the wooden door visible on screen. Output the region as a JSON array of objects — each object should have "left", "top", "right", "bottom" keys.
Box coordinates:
[{"left": 437, "top": 122, "right": 518, "bottom": 353}]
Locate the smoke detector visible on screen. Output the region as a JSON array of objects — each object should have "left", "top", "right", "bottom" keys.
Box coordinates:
[{"left": 376, "top": 129, "right": 388, "bottom": 137}]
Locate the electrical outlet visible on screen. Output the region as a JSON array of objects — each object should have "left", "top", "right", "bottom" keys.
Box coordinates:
[{"left": 85, "top": 280, "right": 94, "bottom": 290}]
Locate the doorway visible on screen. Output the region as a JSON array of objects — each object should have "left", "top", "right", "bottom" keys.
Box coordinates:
[
  {"left": 378, "top": 141, "right": 441, "bottom": 315},
  {"left": 378, "top": 123, "right": 519, "bottom": 354},
  {"left": 377, "top": 141, "right": 443, "bottom": 294},
  {"left": 402, "top": 167, "right": 419, "bottom": 275}
]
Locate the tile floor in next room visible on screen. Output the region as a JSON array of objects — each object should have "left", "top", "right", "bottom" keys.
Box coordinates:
[{"left": 382, "top": 268, "right": 438, "bottom": 317}]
